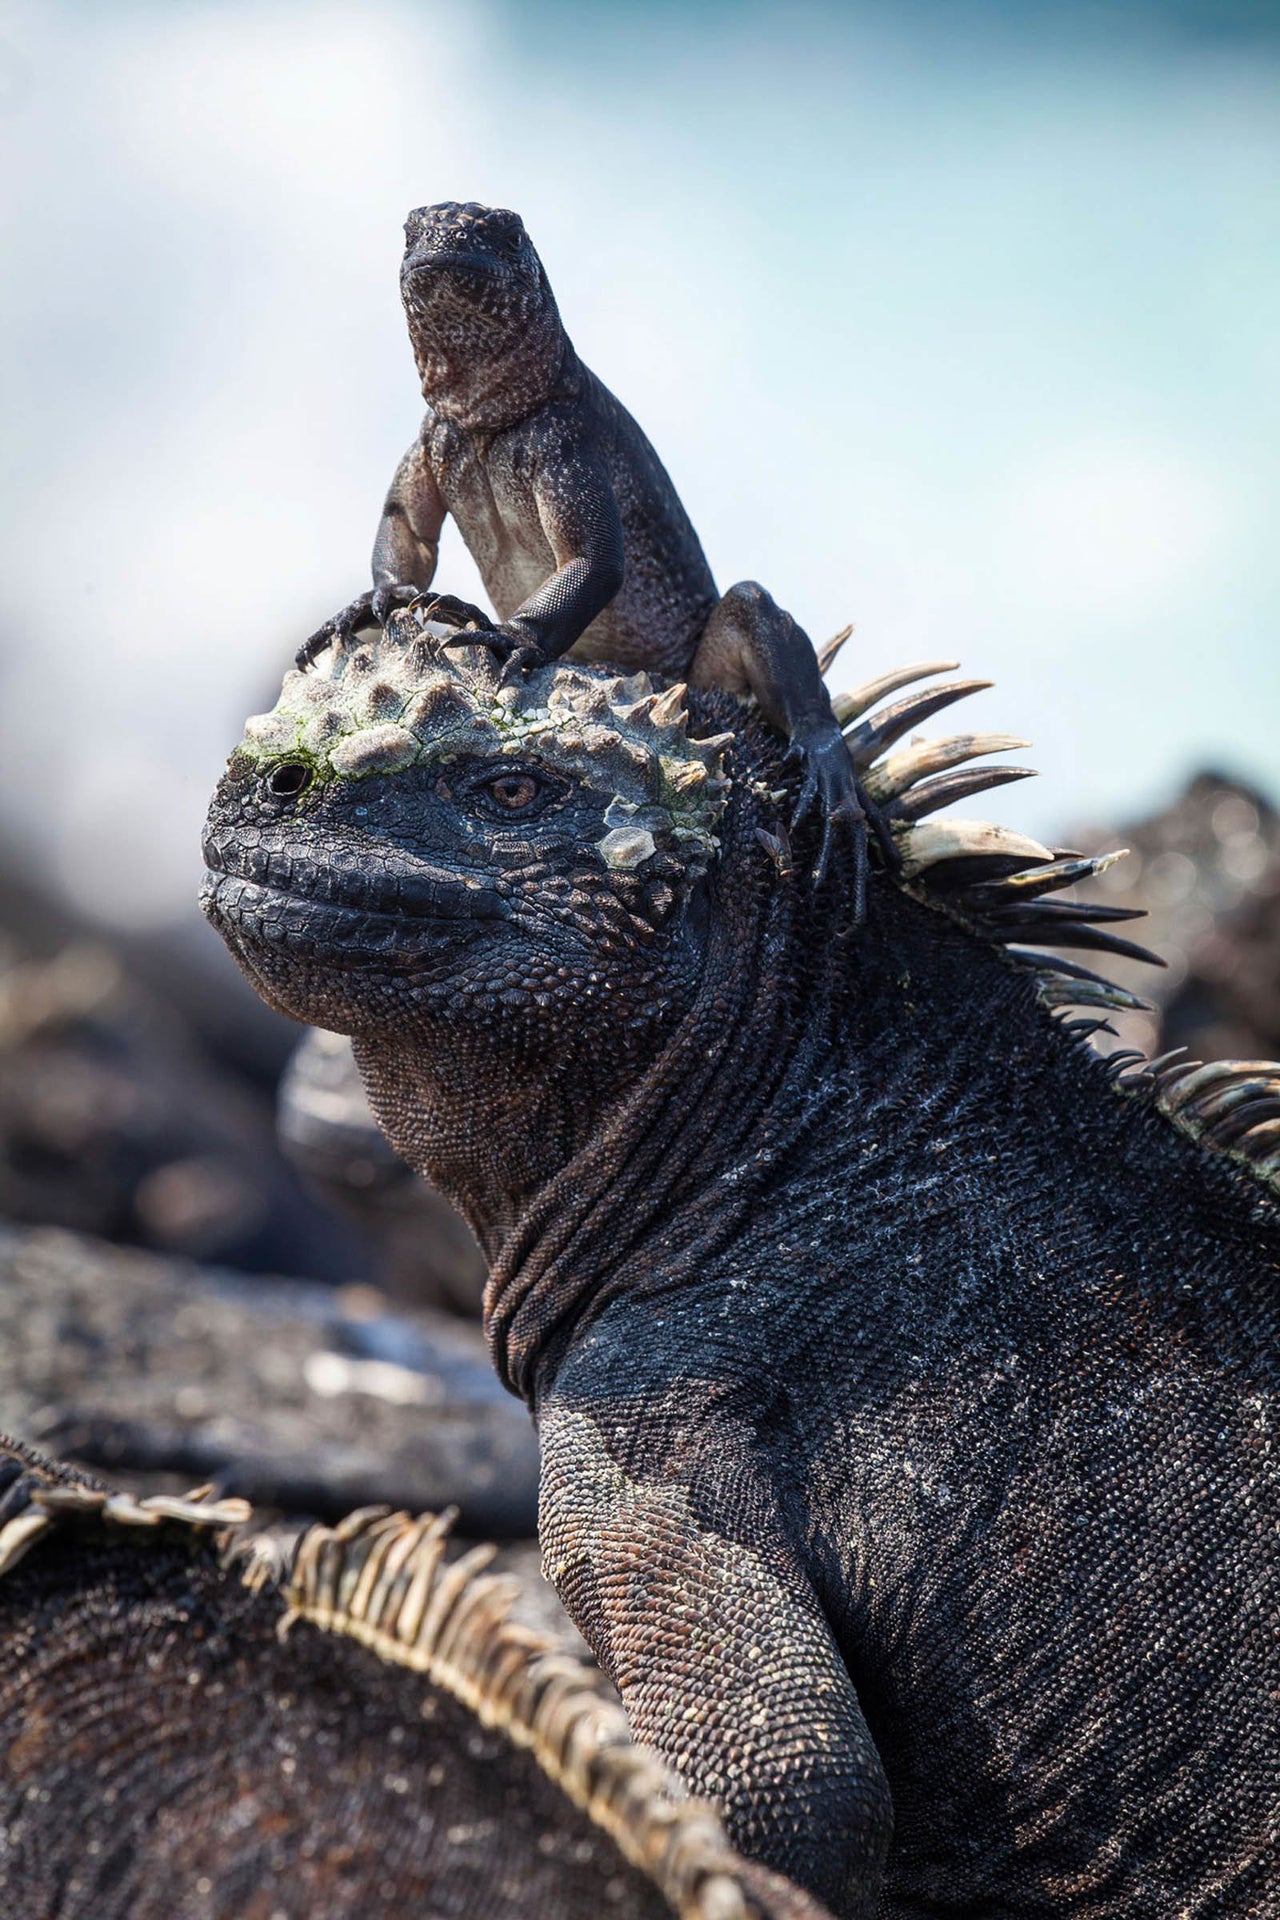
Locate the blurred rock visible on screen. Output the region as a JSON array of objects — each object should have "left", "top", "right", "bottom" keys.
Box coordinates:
[
  {"left": 279, "top": 1027, "right": 486, "bottom": 1315},
  {"left": 0, "top": 839, "right": 375, "bottom": 1281},
  {"left": 0, "top": 1221, "right": 537, "bottom": 1539},
  {"left": 1059, "top": 771, "right": 1280, "bottom": 1061}
]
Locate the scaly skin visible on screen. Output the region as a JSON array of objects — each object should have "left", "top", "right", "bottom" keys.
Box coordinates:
[
  {"left": 301, "top": 200, "right": 886, "bottom": 896},
  {"left": 204, "top": 607, "right": 1280, "bottom": 1918}
]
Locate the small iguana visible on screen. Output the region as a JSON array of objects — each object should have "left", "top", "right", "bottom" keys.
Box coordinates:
[
  {"left": 302, "top": 201, "right": 886, "bottom": 895},
  {"left": 204, "top": 605, "right": 1280, "bottom": 1917},
  {"left": 0, "top": 1434, "right": 826, "bottom": 1919}
]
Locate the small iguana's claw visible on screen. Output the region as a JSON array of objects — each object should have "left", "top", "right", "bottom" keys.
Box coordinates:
[
  {"left": 370, "top": 582, "right": 434, "bottom": 627},
  {"left": 496, "top": 639, "right": 551, "bottom": 686},
  {"left": 786, "top": 723, "right": 900, "bottom": 917},
  {"left": 438, "top": 617, "right": 548, "bottom": 684},
  {"left": 413, "top": 592, "right": 492, "bottom": 634},
  {"left": 296, "top": 590, "right": 379, "bottom": 669},
  {"left": 299, "top": 589, "right": 495, "bottom": 670}
]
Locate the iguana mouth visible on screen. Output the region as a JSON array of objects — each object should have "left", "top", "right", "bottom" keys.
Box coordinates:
[
  {"left": 200, "top": 841, "right": 507, "bottom": 967},
  {"left": 201, "top": 873, "right": 500, "bottom": 970},
  {"left": 402, "top": 249, "right": 504, "bottom": 282}
]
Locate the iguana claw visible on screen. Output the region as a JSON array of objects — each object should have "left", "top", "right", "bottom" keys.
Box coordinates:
[
  {"left": 296, "top": 590, "right": 380, "bottom": 669},
  {"left": 299, "top": 590, "right": 497, "bottom": 669},
  {"left": 786, "top": 724, "right": 899, "bottom": 915}
]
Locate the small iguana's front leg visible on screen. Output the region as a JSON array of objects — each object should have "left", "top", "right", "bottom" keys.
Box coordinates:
[
  {"left": 537, "top": 1398, "right": 893, "bottom": 1919},
  {"left": 483, "top": 448, "right": 626, "bottom": 674},
  {"left": 689, "top": 582, "right": 897, "bottom": 911},
  {"left": 297, "top": 442, "right": 474, "bottom": 668}
]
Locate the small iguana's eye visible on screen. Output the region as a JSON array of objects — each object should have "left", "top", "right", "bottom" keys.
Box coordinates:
[
  {"left": 486, "top": 772, "right": 541, "bottom": 812},
  {"left": 266, "top": 762, "right": 311, "bottom": 798}
]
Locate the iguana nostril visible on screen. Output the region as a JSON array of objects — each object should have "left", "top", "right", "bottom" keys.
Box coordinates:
[{"left": 267, "top": 762, "right": 311, "bottom": 798}]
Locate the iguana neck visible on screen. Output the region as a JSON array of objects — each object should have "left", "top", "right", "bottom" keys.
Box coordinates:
[
  {"left": 352, "top": 1001, "right": 670, "bottom": 1253},
  {"left": 412, "top": 324, "right": 579, "bottom": 434}
]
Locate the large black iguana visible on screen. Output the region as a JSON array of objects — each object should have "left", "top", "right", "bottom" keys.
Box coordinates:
[
  {"left": 301, "top": 200, "right": 885, "bottom": 895},
  {"left": 0, "top": 1434, "right": 827, "bottom": 1920},
  {"left": 203, "top": 603, "right": 1280, "bottom": 1917}
]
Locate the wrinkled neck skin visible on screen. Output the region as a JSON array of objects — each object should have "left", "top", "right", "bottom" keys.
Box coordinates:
[
  {"left": 351, "top": 986, "right": 688, "bottom": 1258},
  {"left": 406, "top": 282, "right": 576, "bottom": 434}
]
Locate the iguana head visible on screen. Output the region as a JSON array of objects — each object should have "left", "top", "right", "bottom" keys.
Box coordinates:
[
  {"left": 399, "top": 201, "right": 566, "bottom": 425},
  {"left": 201, "top": 606, "right": 731, "bottom": 1056}
]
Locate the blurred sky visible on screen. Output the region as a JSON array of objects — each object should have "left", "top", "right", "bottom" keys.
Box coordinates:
[{"left": 0, "top": 0, "right": 1276, "bottom": 928}]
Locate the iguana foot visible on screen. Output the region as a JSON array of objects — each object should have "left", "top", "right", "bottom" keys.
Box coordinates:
[
  {"left": 787, "top": 722, "right": 899, "bottom": 912},
  {"left": 439, "top": 618, "right": 550, "bottom": 684},
  {"left": 296, "top": 591, "right": 379, "bottom": 669},
  {"left": 407, "top": 591, "right": 491, "bottom": 633},
  {"left": 299, "top": 590, "right": 495, "bottom": 669}
]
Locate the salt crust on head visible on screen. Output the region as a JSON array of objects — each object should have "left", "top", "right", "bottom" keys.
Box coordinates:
[{"left": 237, "top": 605, "right": 732, "bottom": 865}]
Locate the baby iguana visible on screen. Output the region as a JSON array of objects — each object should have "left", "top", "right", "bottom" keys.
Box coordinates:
[
  {"left": 302, "top": 201, "right": 885, "bottom": 897},
  {"left": 0, "top": 1435, "right": 827, "bottom": 1920},
  {"left": 204, "top": 605, "right": 1280, "bottom": 1917}
]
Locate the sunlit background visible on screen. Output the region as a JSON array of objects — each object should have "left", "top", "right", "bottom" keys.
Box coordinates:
[{"left": 0, "top": 0, "right": 1276, "bottom": 931}]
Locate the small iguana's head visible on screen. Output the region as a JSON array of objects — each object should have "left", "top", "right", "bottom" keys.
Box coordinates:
[
  {"left": 201, "top": 607, "right": 731, "bottom": 1056},
  {"left": 399, "top": 201, "right": 564, "bottom": 421}
]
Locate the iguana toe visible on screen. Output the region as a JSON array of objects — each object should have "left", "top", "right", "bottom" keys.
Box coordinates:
[
  {"left": 296, "top": 590, "right": 379, "bottom": 669},
  {"left": 787, "top": 725, "right": 896, "bottom": 912}
]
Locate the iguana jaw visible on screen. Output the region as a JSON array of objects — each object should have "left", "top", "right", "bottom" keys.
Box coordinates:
[{"left": 201, "top": 860, "right": 505, "bottom": 970}]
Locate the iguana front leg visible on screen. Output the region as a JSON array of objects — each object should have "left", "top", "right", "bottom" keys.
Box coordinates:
[
  {"left": 297, "top": 442, "right": 485, "bottom": 668},
  {"left": 537, "top": 1399, "right": 893, "bottom": 1919},
  {"left": 690, "top": 582, "right": 897, "bottom": 909}
]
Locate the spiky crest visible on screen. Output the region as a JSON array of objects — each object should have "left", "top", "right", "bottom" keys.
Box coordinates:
[
  {"left": 0, "top": 1469, "right": 250, "bottom": 1578},
  {"left": 826, "top": 654, "right": 1280, "bottom": 1197}
]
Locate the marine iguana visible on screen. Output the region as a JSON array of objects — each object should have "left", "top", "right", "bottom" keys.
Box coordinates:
[
  {"left": 0, "top": 1436, "right": 826, "bottom": 1920},
  {"left": 301, "top": 201, "right": 885, "bottom": 895},
  {"left": 203, "top": 603, "right": 1280, "bottom": 1917}
]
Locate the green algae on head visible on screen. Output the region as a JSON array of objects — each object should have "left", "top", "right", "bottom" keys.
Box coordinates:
[{"left": 234, "top": 604, "right": 733, "bottom": 869}]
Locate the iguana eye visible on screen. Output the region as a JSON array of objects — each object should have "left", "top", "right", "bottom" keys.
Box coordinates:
[
  {"left": 266, "top": 762, "right": 311, "bottom": 798},
  {"left": 486, "top": 772, "right": 541, "bottom": 811}
]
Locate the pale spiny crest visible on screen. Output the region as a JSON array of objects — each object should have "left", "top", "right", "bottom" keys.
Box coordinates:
[{"left": 821, "top": 634, "right": 1280, "bottom": 1195}]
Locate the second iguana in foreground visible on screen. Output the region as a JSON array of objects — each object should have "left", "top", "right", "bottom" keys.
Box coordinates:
[
  {"left": 304, "top": 200, "right": 883, "bottom": 892},
  {"left": 204, "top": 606, "right": 1280, "bottom": 1917}
]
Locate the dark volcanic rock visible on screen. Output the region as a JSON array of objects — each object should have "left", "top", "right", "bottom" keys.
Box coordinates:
[
  {"left": 279, "top": 1026, "right": 486, "bottom": 1314},
  {"left": 0, "top": 1222, "right": 538, "bottom": 1538}
]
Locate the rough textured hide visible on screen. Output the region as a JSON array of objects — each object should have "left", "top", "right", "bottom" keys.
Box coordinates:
[
  {"left": 0, "top": 1437, "right": 829, "bottom": 1920},
  {"left": 204, "top": 610, "right": 1280, "bottom": 1917}
]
